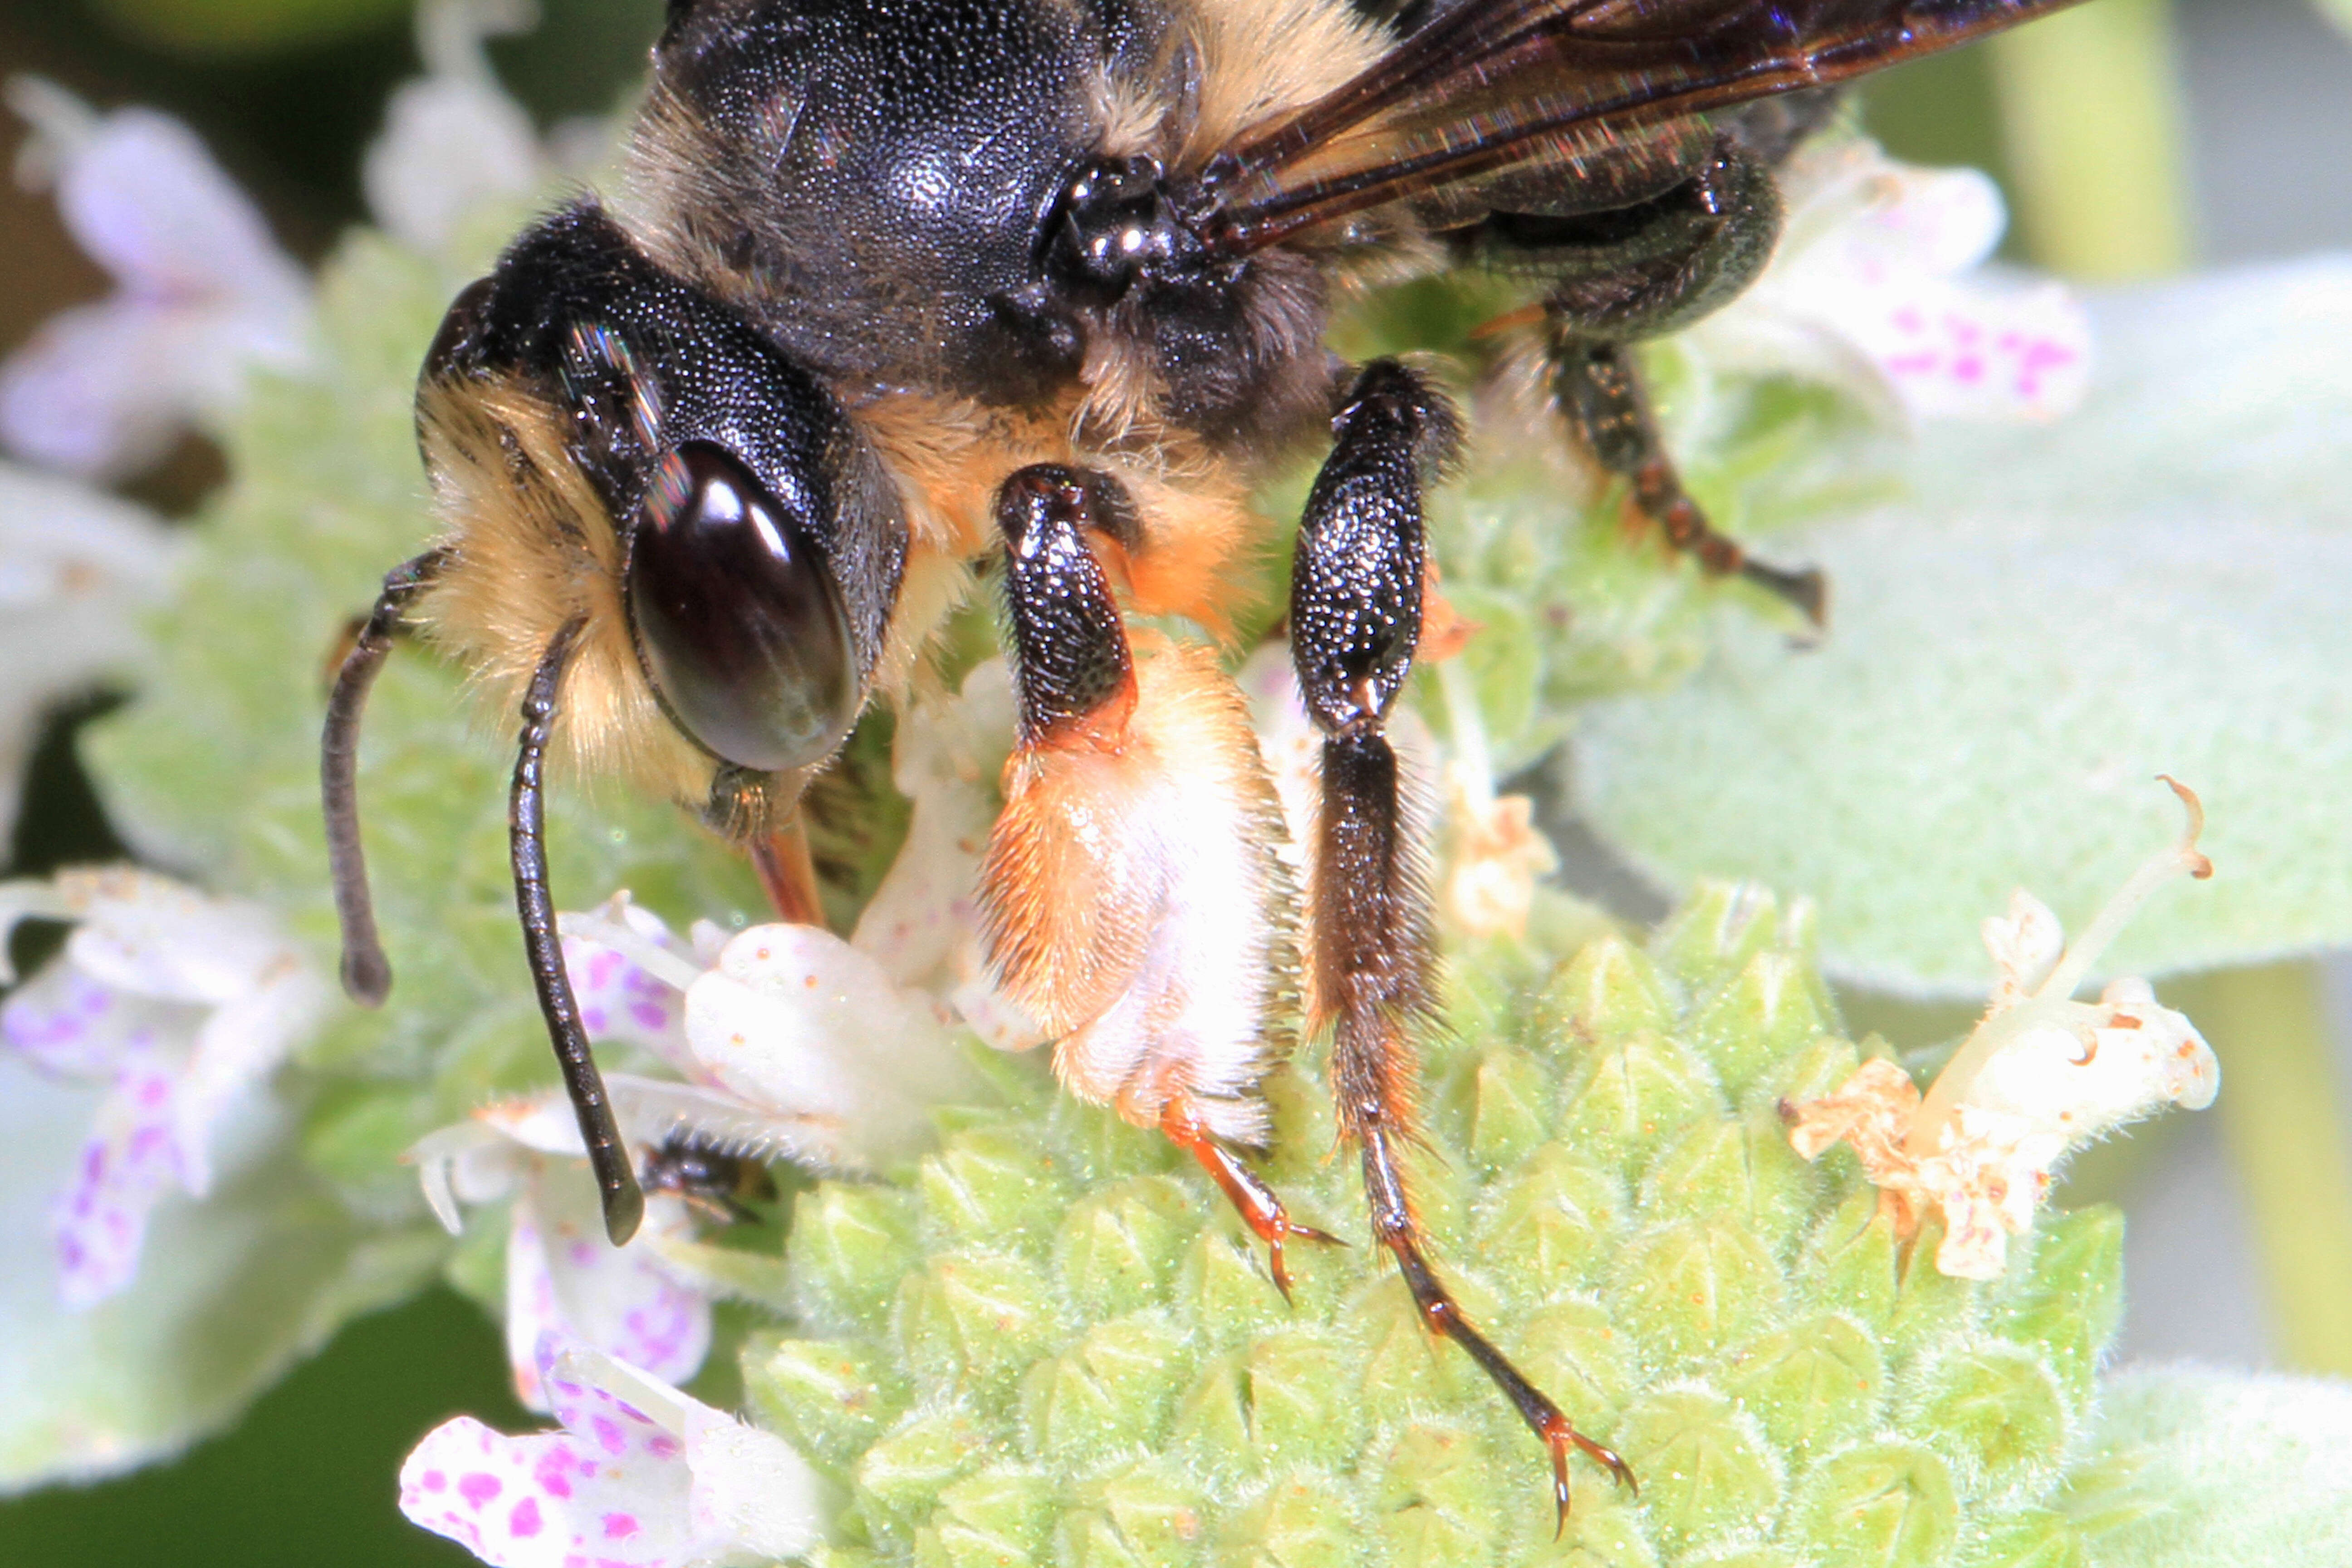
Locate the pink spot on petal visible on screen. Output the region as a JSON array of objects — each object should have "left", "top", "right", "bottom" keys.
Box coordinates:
[
  {"left": 459, "top": 1472, "right": 503, "bottom": 1510},
  {"left": 422, "top": 1470, "right": 447, "bottom": 1492},
  {"left": 602, "top": 1513, "right": 641, "bottom": 1541},
  {"left": 592, "top": 1416, "right": 626, "bottom": 1456},
  {"left": 646, "top": 1434, "right": 680, "bottom": 1460},
  {"left": 510, "top": 1497, "right": 544, "bottom": 1538}
]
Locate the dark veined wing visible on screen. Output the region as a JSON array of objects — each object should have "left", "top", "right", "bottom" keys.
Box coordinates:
[{"left": 1194, "top": 0, "right": 2084, "bottom": 251}]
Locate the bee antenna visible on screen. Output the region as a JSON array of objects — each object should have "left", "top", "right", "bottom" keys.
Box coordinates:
[
  {"left": 321, "top": 548, "right": 448, "bottom": 1006},
  {"left": 511, "top": 616, "right": 647, "bottom": 1246}
]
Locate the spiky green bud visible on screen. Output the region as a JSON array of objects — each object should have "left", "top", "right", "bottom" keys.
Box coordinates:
[{"left": 744, "top": 886, "right": 2147, "bottom": 1567}]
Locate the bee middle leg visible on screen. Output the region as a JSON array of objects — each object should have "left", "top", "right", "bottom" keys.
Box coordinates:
[
  {"left": 1465, "top": 133, "right": 1826, "bottom": 623},
  {"left": 1294, "top": 359, "right": 1635, "bottom": 1526},
  {"left": 980, "top": 463, "right": 1332, "bottom": 1298}
]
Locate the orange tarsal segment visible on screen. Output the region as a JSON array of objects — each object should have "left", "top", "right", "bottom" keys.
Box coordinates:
[{"left": 1159, "top": 1098, "right": 1340, "bottom": 1305}]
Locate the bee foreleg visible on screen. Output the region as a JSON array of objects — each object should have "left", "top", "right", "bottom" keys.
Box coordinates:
[
  {"left": 985, "top": 466, "right": 1323, "bottom": 1292},
  {"left": 322, "top": 546, "right": 451, "bottom": 1005},
  {"left": 1547, "top": 336, "right": 1826, "bottom": 624},
  {"left": 511, "top": 614, "right": 644, "bottom": 1246},
  {"left": 1293, "top": 360, "right": 1632, "bottom": 1529}
]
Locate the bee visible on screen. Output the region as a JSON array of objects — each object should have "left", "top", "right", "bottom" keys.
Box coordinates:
[
  {"left": 323, "top": 0, "right": 2080, "bottom": 1523},
  {"left": 639, "top": 1132, "right": 780, "bottom": 1229}
]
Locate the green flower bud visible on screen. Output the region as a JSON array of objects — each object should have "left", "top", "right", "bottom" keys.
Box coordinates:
[{"left": 732, "top": 906, "right": 2163, "bottom": 1568}]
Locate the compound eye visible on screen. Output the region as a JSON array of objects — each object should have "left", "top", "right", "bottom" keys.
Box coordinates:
[{"left": 627, "top": 441, "right": 858, "bottom": 773}]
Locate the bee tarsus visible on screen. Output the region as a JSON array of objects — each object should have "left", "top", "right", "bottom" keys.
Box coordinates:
[
  {"left": 1550, "top": 337, "right": 1830, "bottom": 626},
  {"left": 1158, "top": 1100, "right": 1342, "bottom": 1307}
]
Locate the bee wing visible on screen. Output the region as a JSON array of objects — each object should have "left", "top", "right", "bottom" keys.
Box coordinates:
[{"left": 1196, "top": 0, "right": 2079, "bottom": 249}]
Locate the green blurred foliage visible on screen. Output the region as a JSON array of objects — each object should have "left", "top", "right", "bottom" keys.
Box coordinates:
[{"left": 0, "top": 1288, "right": 521, "bottom": 1568}]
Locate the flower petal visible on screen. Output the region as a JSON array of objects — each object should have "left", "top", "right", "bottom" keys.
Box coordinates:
[
  {"left": 11, "top": 85, "right": 307, "bottom": 306},
  {"left": 1981, "top": 891, "right": 2066, "bottom": 1005},
  {"left": 399, "top": 1413, "right": 693, "bottom": 1568},
  {"left": 42, "top": 868, "right": 290, "bottom": 1005},
  {"left": 0, "top": 965, "right": 170, "bottom": 1079},
  {"left": 409, "top": 1120, "right": 524, "bottom": 1235},
  {"left": 363, "top": 76, "right": 541, "bottom": 255},
  {"left": 852, "top": 661, "right": 1014, "bottom": 993},
  {"left": 685, "top": 925, "right": 973, "bottom": 1168},
  {"left": 402, "top": 1333, "right": 824, "bottom": 1568},
  {"left": 561, "top": 896, "right": 694, "bottom": 1072},
  {"left": 682, "top": 1403, "right": 825, "bottom": 1563},
  {"left": 0, "top": 1052, "right": 432, "bottom": 1491},
  {"left": 172, "top": 961, "right": 327, "bottom": 1196},
  {"left": 506, "top": 1178, "right": 709, "bottom": 1413},
  {"left": 0, "top": 466, "right": 175, "bottom": 843},
  {"left": 0, "top": 82, "right": 309, "bottom": 480},
  {"left": 1687, "top": 135, "right": 2091, "bottom": 428},
  {"left": 52, "top": 1040, "right": 183, "bottom": 1308}
]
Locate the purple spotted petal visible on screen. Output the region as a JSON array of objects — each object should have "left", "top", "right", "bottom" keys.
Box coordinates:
[
  {"left": 1, "top": 968, "right": 141, "bottom": 1079},
  {"left": 0, "top": 91, "right": 308, "bottom": 480},
  {"left": 399, "top": 1414, "right": 694, "bottom": 1568},
  {"left": 505, "top": 1182, "right": 710, "bottom": 1413},
  {"left": 559, "top": 931, "right": 687, "bottom": 1072},
  {"left": 1861, "top": 282, "right": 2090, "bottom": 424},
  {"left": 52, "top": 1041, "right": 183, "bottom": 1307}
]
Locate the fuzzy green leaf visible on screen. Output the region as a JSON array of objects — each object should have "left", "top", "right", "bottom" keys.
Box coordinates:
[
  {"left": 2082, "top": 1367, "right": 2352, "bottom": 1568},
  {"left": 1573, "top": 260, "right": 2352, "bottom": 992}
]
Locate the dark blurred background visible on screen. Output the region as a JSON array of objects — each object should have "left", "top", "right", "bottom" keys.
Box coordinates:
[{"left": 2, "top": 0, "right": 2349, "bottom": 1561}]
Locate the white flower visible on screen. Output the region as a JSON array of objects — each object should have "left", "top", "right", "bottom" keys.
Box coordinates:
[
  {"left": 410, "top": 1094, "right": 717, "bottom": 1414},
  {"left": 847, "top": 660, "right": 1043, "bottom": 1051},
  {"left": 400, "top": 1333, "right": 823, "bottom": 1568},
  {"left": 0, "top": 461, "right": 178, "bottom": 845},
  {"left": 0, "top": 868, "right": 326, "bottom": 1306},
  {"left": 554, "top": 892, "right": 982, "bottom": 1170},
  {"left": 411, "top": 879, "right": 985, "bottom": 1401},
  {"left": 1686, "top": 133, "right": 2091, "bottom": 428},
  {"left": 362, "top": 0, "right": 548, "bottom": 255},
  {"left": 0, "top": 78, "right": 311, "bottom": 482},
  {"left": 1787, "top": 780, "right": 2219, "bottom": 1279}
]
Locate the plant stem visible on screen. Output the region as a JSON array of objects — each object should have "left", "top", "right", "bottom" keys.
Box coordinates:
[
  {"left": 1986, "top": 0, "right": 2193, "bottom": 280},
  {"left": 2180, "top": 962, "right": 2352, "bottom": 1374}
]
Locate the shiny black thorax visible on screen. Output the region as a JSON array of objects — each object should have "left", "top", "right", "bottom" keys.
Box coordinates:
[
  {"left": 643, "top": 0, "right": 1159, "bottom": 399},
  {"left": 638, "top": 0, "right": 1348, "bottom": 445}
]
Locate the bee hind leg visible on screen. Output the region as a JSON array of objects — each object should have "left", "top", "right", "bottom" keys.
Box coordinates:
[
  {"left": 1550, "top": 337, "right": 1826, "bottom": 625},
  {"left": 1465, "top": 132, "right": 1826, "bottom": 624},
  {"left": 1294, "top": 360, "right": 1634, "bottom": 1530}
]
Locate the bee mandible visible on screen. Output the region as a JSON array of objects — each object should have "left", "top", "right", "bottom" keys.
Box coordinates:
[{"left": 323, "top": 0, "right": 2083, "bottom": 1524}]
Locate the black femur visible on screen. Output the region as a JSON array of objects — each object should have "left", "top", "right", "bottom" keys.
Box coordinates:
[{"left": 626, "top": 441, "right": 858, "bottom": 773}]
